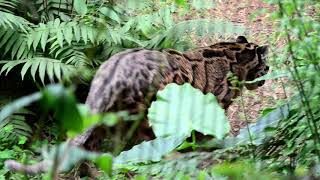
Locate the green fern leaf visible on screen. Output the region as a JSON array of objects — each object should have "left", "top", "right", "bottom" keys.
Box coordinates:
[
  {"left": 46, "top": 61, "right": 54, "bottom": 82},
  {"left": 39, "top": 60, "right": 47, "bottom": 84},
  {"left": 56, "top": 30, "right": 64, "bottom": 47},
  {"left": 53, "top": 62, "right": 61, "bottom": 80},
  {"left": 11, "top": 37, "right": 24, "bottom": 59},
  {"left": 87, "top": 26, "right": 95, "bottom": 44},
  {"left": 0, "top": 30, "right": 14, "bottom": 49},
  {"left": 32, "top": 31, "right": 42, "bottom": 51},
  {"left": 40, "top": 24, "right": 50, "bottom": 51},
  {"left": 0, "top": 28, "right": 6, "bottom": 39},
  {"left": 4, "top": 32, "right": 19, "bottom": 55},
  {"left": 16, "top": 41, "right": 30, "bottom": 60},
  {"left": 21, "top": 60, "right": 33, "bottom": 80},
  {"left": 63, "top": 26, "right": 73, "bottom": 45},
  {"left": 0, "top": 28, "right": 32, "bottom": 60},
  {"left": 0, "top": 112, "right": 33, "bottom": 139},
  {"left": 0, "top": 60, "right": 26, "bottom": 76},
  {"left": 73, "top": 25, "right": 81, "bottom": 42},
  {"left": 27, "top": 31, "right": 34, "bottom": 49},
  {"left": 2, "top": 57, "right": 80, "bottom": 82},
  {"left": 0, "top": 11, "right": 31, "bottom": 32},
  {"left": 80, "top": 25, "right": 88, "bottom": 44},
  {"left": 0, "top": 1, "right": 18, "bottom": 14},
  {"left": 30, "top": 59, "right": 41, "bottom": 81}
]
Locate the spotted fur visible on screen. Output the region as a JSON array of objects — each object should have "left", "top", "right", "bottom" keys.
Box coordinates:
[{"left": 72, "top": 36, "right": 269, "bottom": 148}]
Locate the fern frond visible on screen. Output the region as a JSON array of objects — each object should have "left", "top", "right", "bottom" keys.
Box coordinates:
[
  {"left": 35, "top": 0, "right": 72, "bottom": 22},
  {"left": 0, "top": 28, "right": 34, "bottom": 60},
  {"left": 146, "top": 19, "right": 246, "bottom": 49},
  {"left": 27, "top": 19, "right": 104, "bottom": 51},
  {"left": 49, "top": 43, "right": 91, "bottom": 66},
  {"left": 0, "top": 0, "right": 18, "bottom": 14},
  {"left": 0, "top": 114, "right": 33, "bottom": 139},
  {"left": 35, "top": 0, "right": 110, "bottom": 22},
  {"left": 0, "top": 97, "right": 34, "bottom": 140},
  {"left": 166, "top": 19, "right": 245, "bottom": 39},
  {"left": 0, "top": 11, "right": 32, "bottom": 32},
  {"left": 0, "top": 108, "right": 33, "bottom": 139},
  {"left": 0, "top": 57, "right": 78, "bottom": 84}
]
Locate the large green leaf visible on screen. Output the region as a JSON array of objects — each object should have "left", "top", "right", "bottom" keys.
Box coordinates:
[
  {"left": 114, "top": 135, "right": 186, "bottom": 165},
  {"left": 41, "top": 85, "right": 83, "bottom": 135},
  {"left": 148, "top": 83, "right": 230, "bottom": 139}
]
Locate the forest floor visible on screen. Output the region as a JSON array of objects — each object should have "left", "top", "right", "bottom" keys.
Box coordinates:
[{"left": 200, "top": 0, "right": 289, "bottom": 135}]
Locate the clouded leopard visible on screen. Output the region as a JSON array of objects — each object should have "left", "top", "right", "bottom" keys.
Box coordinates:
[{"left": 71, "top": 36, "right": 269, "bottom": 149}]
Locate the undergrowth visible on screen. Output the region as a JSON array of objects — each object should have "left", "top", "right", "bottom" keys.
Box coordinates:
[{"left": 0, "top": 0, "right": 319, "bottom": 179}]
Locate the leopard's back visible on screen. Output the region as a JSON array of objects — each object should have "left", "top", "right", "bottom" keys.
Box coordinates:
[{"left": 85, "top": 48, "right": 177, "bottom": 113}]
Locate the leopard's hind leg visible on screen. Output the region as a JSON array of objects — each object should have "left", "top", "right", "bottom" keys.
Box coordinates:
[{"left": 71, "top": 79, "right": 129, "bottom": 149}]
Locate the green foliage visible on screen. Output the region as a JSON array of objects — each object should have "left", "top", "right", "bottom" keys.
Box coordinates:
[
  {"left": 120, "top": 152, "right": 214, "bottom": 179},
  {"left": 217, "top": 99, "right": 291, "bottom": 148},
  {"left": 114, "top": 135, "right": 186, "bottom": 165},
  {"left": 4, "top": 142, "right": 112, "bottom": 175},
  {"left": 41, "top": 84, "right": 83, "bottom": 136},
  {"left": 0, "top": 108, "right": 33, "bottom": 140},
  {"left": 1, "top": 0, "right": 319, "bottom": 179},
  {"left": 74, "top": 0, "right": 88, "bottom": 15},
  {"left": 0, "top": 0, "right": 245, "bottom": 85},
  {"left": 40, "top": 142, "right": 107, "bottom": 173},
  {"left": 245, "top": 69, "right": 291, "bottom": 84},
  {"left": 0, "top": 58, "right": 79, "bottom": 83},
  {"left": 0, "top": 84, "right": 86, "bottom": 137},
  {"left": 95, "top": 154, "right": 113, "bottom": 176},
  {"left": 0, "top": 93, "right": 42, "bottom": 125},
  {"left": 252, "top": 0, "right": 320, "bottom": 173},
  {"left": 0, "top": 11, "right": 31, "bottom": 32},
  {"left": 148, "top": 83, "right": 230, "bottom": 139},
  {"left": 0, "top": 84, "right": 113, "bottom": 177},
  {"left": 211, "top": 160, "right": 280, "bottom": 180}
]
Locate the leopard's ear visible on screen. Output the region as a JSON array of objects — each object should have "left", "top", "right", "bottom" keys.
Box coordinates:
[
  {"left": 236, "top": 36, "right": 248, "bottom": 43},
  {"left": 257, "top": 45, "right": 269, "bottom": 55}
]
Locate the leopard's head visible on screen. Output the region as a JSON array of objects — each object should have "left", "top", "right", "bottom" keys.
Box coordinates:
[
  {"left": 235, "top": 36, "right": 269, "bottom": 90},
  {"left": 212, "top": 36, "right": 269, "bottom": 90}
]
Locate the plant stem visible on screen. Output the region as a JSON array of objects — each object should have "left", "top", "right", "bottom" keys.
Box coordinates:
[{"left": 240, "top": 93, "right": 256, "bottom": 159}]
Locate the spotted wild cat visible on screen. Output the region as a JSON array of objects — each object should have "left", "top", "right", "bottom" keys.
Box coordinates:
[{"left": 71, "top": 36, "right": 269, "bottom": 149}]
